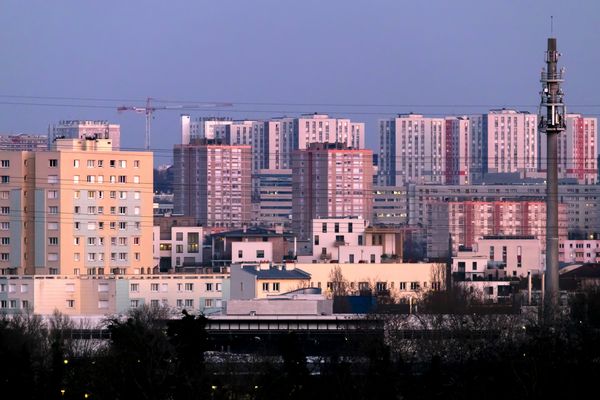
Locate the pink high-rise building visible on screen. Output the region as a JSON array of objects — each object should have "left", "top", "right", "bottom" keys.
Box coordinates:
[
  {"left": 292, "top": 143, "right": 373, "bottom": 240},
  {"left": 447, "top": 200, "right": 567, "bottom": 255},
  {"left": 173, "top": 140, "right": 252, "bottom": 228}
]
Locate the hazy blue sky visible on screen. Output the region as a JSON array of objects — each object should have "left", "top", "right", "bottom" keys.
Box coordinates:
[{"left": 1, "top": 0, "right": 599, "bottom": 164}]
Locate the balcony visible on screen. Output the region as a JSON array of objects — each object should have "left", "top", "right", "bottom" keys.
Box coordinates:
[{"left": 319, "top": 253, "right": 332, "bottom": 261}]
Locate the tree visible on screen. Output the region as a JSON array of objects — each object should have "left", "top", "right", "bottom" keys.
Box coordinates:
[{"left": 328, "top": 265, "right": 349, "bottom": 298}]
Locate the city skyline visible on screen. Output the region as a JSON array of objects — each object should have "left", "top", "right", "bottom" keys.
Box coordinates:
[{"left": 1, "top": 0, "right": 600, "bottom": 157}]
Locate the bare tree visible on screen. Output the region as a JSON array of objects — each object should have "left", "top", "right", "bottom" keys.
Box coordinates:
[{"left": 328, "top": 265, "right": 349, "bottom": 298}]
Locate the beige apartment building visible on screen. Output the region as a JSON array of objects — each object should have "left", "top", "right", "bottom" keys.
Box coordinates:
[{"left": 0, "top": 138, "right": 153, "bottom": 276}]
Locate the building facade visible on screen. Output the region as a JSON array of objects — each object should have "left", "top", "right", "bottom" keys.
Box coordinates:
[
  {"left": 49, "top": 120, "right": 121, "bottom": 150},
  {"left": 173, "top": 141, "right": 252, "bottom": 228},
  {"left": 0, "top": 138, "right": 153, "bottom": 276},
  {"left": 292, "top": 143, "right": 373, "bottom": 240}
]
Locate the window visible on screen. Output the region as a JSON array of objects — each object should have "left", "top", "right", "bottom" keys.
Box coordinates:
[
  {"left": 314, "top": 235, "right": 319, "bottom": 245},
  {"left": 0, "top": 207, "right": 9, "bottom": 215},
  {"left": 74, "top": 190, "right": 80, "bottom": 199},
  {"left": 176, "top": 232, "right": 183, "bottom": 241},
  {"left": 0, "top": 160, "right": 9, "bottom": 168},
  {"left": 204, "top": 299, "right": 213, "bottom": 308},
  {"left": 256, "top": 250, "right": 265, "bottom": 258},
  {"left": 185, "top": 299, "right": 194, "bottom": 308},
  {"left": 20, "top": 284, "right": 28, "bottom": 293},
  {"left": 272, "top": 282, "right": 280, "bottom": 291},
  {"left": 87, "top": 253, "right": 96, "bottom": 261},
  {"left": 205, "top": 283, "right": 213, "bottom": 291},
  {"left": 87, "top": 160, "right": 95, "bottom": 168},
  {"left": 87, "top": 190, "right": 95, "bottom": 199},
  {"left": 0, "top": 237, "right": 9, "bottom": 245},
  {"left": 109, "top": 160, "right": 116, "bottom": 168},
  {"left": 48, "top": 205, "right": 58, "bottom": 214},
  {"left": 161, "top": 283, "right": 168, "bottom": 292},
  {"left": 119, "top": 206, "right": 127, "bottom": 215},
  {"left": 98, "top": 283, "right": 109, "bottom": 292},
  {"left": 119, "top": 222, "right": 126, "bottom": 230},
  {"left": 65, "top": 283, "right": 75, "bottom": 293},
  {"left": 133, "top": 237, "right": 140, "bottom": 245},
  {"left": 73, "top": 175, "right": 79, "bottom": 184},
  {"left": 370, "top": 254, "right": 376, "bottom": 263},
  {"left": 49, "top": 159, "right": 58, "bottom": 167},
  {"left": 119, "top": 191, "right": 127, "bottom": 199},
  {"left": 110, "top": 191, "right": 116, "bottom": 199},
  {"left": 73, "top": 253, "right": 80, "bottom": 261},
  {"left": 86, "top": 175, "right": 95, "bottom": 183},
  {"left": 322, "top": 223, "right": 327, "bottom": 233},
  {"left": 151, "top": 283, "right": 159, "bottom": 292},
  {"left": 87, "top": 222, "right": 96, "bottom": 230},
  {"left": 334, "top": 223, "right": 340, "bottom": 233},
  {"left": 119, "top": 160, "right": 127, "bottom": 168},
  {"left": 150, "top": 299, "right": 159, "bottom": 308},
  {"left": 48, "top": 190, "right": 58, "bottom": 199},
  {"left": 110, "top": 175, "right": 116, "bottom": 183},
  {"left": 98, "top": 300, "right": 108, "bottom": 309},
  {"left": 130, "top": 283, "right": 139, "bottom": 292},
  {"left": 74, "top": 206, "right": 80, "bottom": 214},
  {"left": 176, "top": 299, "right": 184, "bottom": 308},
  {"left": 185, "top": 283, "right": 194, "bottom": 291},
  {"left": 130, "top": 300, "right": 140, "bottom": 308},
  {"left": 215, "top": 283, "right": 222, "bottom": 292},
  {"left": 0, "top": 176, "right": 9, "bottom": 184},
  {"left": 399, "top": 282, "right": 407, "bottom": 291},
  {"left": 48, "top": 237, "right": 58, "bottom": 245},
  {"left": 47, "top": 253, "right": 58, "bottom": 261},
  {"left": 348, "top": 223, "right": 353, "bottom": 233},
  {"left": 134, "top": 206, "right": 140, "bottom": 215},
  {"left": 176, "top": 244, "right": 183, "bottom": 253},
  {"left": 73, "top": 160, "right": 80, "bottom": 168},
  {"left": 0, "top": 222, "right": 9, "bottom": 230},
  {"left": 118, "top": 175, "right": 126, "bottom": 183},
  {"left": 133, "top": 176, "right": 140, "bottom": 184},
  {"left": 238, "top": 250, "right": 243, "bottom": 258},
  {"left": 262, "top": 282, "right": 269, "bottom": 291},
  {"left": 134, "top": 191, "right": 140, "bottom": 200},
  {"left": 66, "top": 300, "right": 75, "bottom": 308},
  {"left": 119, "top": 253, "right": 127, "bottom": 261},
  {"left": 410, "top": 282, "right": 420, "bottom": 290},
  {"left": 97, "top": 160, "right": 104, "bottom": 167},
  {"left": 134, "top": 160, "right": 140, "bottom": 168},
  {"left": 0, "top": 191, "right": 8, "bottom": 199}
]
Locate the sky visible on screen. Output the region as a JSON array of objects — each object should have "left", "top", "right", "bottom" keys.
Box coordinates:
[{"left": 1, "top": 0, "right": 599, "bottom": 165}]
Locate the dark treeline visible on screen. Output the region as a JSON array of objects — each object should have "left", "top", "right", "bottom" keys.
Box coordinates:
[{"left": 1, "top": 289, "right": 600, "bottom": 399}]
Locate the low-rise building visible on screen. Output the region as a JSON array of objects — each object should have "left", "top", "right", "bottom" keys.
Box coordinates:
[
  {"left": 452, "top": 236, "right": 542, "bottom": 279},
  {"left": 559, "top": 240, "right": 600, "bottom": 264},
  {"left": 0, "top": 274, "right": 226, "bottom": 316}
]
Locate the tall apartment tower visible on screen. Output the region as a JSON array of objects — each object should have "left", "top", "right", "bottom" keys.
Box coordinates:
[
  {"left": 267, "top": 114, "right": 364, "bottom": 170},
  {"left": 539, "top": 114, "right": 598, "bottom": 184},
  {"left": 173, "top": 140, "right": 252, "bottom": 228},
  {"left": 444, "top": 116, "right": 476, "bottom": 185},
  {"left": 49, "top": 120, "right": 121, "bottom": 150},
  {"left": 470, "top": 109, "right": 538, "bottom": 178},
  {"left": 378, "top": 114, "right": 446, "bottom": 186},
  {"left": 180, "top": 115, "right": 233, "bottom": 144},
  {"left": 0, "top": 138, "right": 153, "bottom": 276},
  {"left": 292, "top": 143, "right": 373, "bottom": 240}
]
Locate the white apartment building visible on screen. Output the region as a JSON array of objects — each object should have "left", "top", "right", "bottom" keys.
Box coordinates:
[
  {"left": 539, "top": 114, "right": 598, "bottom": 184},
  {"left": 471, "top": 109, "right": 538, "bottom": 177},
  {"left": 49, "top": 120, "right": 121, "bottom": 149},
  {"left": 306, "top": 217, "right": 381, "bottom": 263},
  {"left": 559, "top": 239, "right": 600, "bottom": 264},
  {"left": 153, "top": 226, "right": 204, "bottom": 272},
  {"left": 181, "top": 115, "right": 232, "bottom": 144},
  {"left": 378, "top": 114, "right": 446, "bottom": 185},
  {"left": 452, "top": 236, "right": 542, "bottom": 279}
]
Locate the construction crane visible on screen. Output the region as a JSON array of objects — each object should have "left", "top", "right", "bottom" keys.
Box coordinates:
[{"left": 117, "top": 97, "right": 233, "bottom": 150}]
